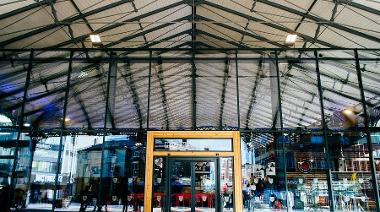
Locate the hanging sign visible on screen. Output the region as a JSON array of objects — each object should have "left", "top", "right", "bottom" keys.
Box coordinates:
[{"left": 298, "top": 160, "right": 312, "bottom": 173}]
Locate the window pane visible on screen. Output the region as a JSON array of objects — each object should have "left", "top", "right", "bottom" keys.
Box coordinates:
[{"left": 154, "top": 138, "right": 232, "bottom": 151}]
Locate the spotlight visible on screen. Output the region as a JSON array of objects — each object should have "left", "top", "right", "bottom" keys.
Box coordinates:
[
  {"left": 285, "top": 34, "right": 297, "bottom": 45},
  {"left": 90, "top": 34, "right": 102, "bottom": 43}
]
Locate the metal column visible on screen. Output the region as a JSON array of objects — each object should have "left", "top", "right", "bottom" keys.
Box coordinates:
[
  {"left": 274, "top": 51, "right": 289, "bottom": 212},
  {"left": 98, "top": 52, "right": 117, "bottom": 209},
  {"left": 52, "top": 51, "right": 74, "bottom": 211},
  {"left": 147, "top": 51, "right": 152, "bottom": 129},
  {"left": 314, "top": 50, "right": 335, "bottom": 211},
  {"left": 9, "top": 49, "right": 33, "bottom": 211},
  {"left": 354, "top": 49, "right": 380, "bottom": 211},
  {"left": 235, "top": 51, "right": 240, "bottom": 129}
]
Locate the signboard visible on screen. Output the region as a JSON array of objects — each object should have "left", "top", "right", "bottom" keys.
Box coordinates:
[
  {"left": 33, "top": 173, "right": 62, "bottom": 183},
  {"left": 298, "top": 161, "right": 312, "bottom": 173}
]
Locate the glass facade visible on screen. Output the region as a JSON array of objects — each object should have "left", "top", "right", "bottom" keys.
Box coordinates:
[{"left": 0, "top": 49, "right": 379, "bottom": 211}]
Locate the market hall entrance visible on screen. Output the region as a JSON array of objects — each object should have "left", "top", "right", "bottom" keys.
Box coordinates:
[
  {"left": 166, "top": 157, "right": 221, "bottom": 212},
  {"left": 144, "top": 131, "right": 242, "bottom": 212}
]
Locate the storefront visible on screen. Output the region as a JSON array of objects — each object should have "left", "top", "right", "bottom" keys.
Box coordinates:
[{"left": 144, "top": 131, "right": 242, "bottom": 212}]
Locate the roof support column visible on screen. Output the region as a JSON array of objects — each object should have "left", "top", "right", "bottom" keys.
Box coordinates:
[
  {"left": 52, "top": 51, "right": 73, "bottom": 211},
  {"left": 191, "top": 0, "right": 197, "bottom": 130},
  {"left": 314, "top": 50, "right": 335, "bottom": 211},
  {"left": 235, "top": 51, "right": 241, "bottom": 129},
  {"left": 354, "top": 49, "right": 380, "bottom": 212},
  {"left": 107, "top": 54, "right": 118, "bottom": 129},
  {"left": 9, "top": 49, "right": 33, "bottom": 211},
  {"left": 273, "top": 51, "right": 289, "bottom": 212},
  {"left": 147, "top": 51, "right": 152, "bottom": 129},
  {"left": 98, "top": 52, "right": 117, "bottom": 209},
  {"left": 270, "top": 55, "right": 281, "bottom": 129}
]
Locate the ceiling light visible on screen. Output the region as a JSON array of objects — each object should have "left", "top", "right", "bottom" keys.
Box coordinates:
[
  {"left": 90, "top": 34, "right": 101, "bottom": 43},
  {"left": 65, "top": 117, "right": 71, "bottom": 122},
  {"left": 342, "top": 109, "right": 354, "bottom": 116},
  {"left": 285, "top": 34, "right": 297, "bottom": 45}
]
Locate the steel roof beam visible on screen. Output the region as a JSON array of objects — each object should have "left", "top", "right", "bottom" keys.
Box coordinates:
[
  {"left": 0, "top": 0, "right": 132, "bottom": 47},
  {"left": 122, "top": 61, "right": 144, "bottom": 129},
  {"left": 290, "top": 70, "right": 376, "bottom": 108},
  {"left": 0, "top": 31, "right": 192, "bottom": 103},
  {"left": 156, "top": 62, "right": 170, "bottom": 130},
  {"left": 104, "top": 15, "right": 192, "bottom": 48},
  {"left": 4, "top": 74, "right": 103, "bottom": 111},
  {"left": 69, "top": 0, "right": 95, "bottom": 32},
  {"left": 293, "top": 63, "right": 380, "bottom": 97},
  {"left": 245, "top": 59, "right": 263, "bottom": 128},
  {"left": 256, "top": 0, "right": 380, "bottom": 44},
  {"left": 197, "top": 29, "right": 248, "bottom": 48},
  {"left": 0, "top": 0, "right": 51, "bottom": 20},
  {"left": 338, "top": 0, "right": 380, "bottom": 16},
  {"left": 191, "top": 0, "right": 197, "bottom": 130},
  {"left": 219, "top": 59, "right": 229, "bottom": 129},
  {"left": 71, "top": 90, "right": 93, "bottom": 129},
  {"left": 51, "top": 1, "right": 187, "bottom": 48},
  {"left": 18, "top": 43, "right": 192, "bottom": 118},
  {"left": 202, "top": 1, "right": 340, "bottom": 48},
  {"left": 198, "top": 15, "right": 287, "bottom": 48},
  {"left": 0, "top": 69, "right": 71, "bottom": 100},
  {"left": 294, "top": 0, "right": 318, "bottom": 32}
]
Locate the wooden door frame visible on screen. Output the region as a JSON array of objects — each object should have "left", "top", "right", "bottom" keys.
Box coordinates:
[{"left": 143, "top": 131, "right": 242, "bottom": 211}]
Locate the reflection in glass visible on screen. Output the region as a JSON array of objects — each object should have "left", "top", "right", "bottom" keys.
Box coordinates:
[
  {"left": 221, "top": 157, "right": 234, "bottom": 211},
  {"left": 154, "top": 138, "right": 232, "bottom": 151},
  {"left": 153, "top": 157, "right": 166, "bottom": 211},
  {"left": 170, "top": 161, "right": 192, "bottom": 210},
  {"left": 194, "top": 160, "right": 216, "bottom": 211},
  {"left": 329, "top": 132, "right": 376, "bottom": 211}
]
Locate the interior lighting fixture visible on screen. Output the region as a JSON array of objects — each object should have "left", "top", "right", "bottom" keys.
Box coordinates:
[
  {"left": 90, "top": 34, "right": 102, "bottom": 43},
  {"left": 64, "top": 117, "right": 71, "bottom": 122},
  {"left": 342, "top": 108, "right": 354, "bottom": 116},
  {"left": 285, "top": 34, "right": 297, "bottom": 45}
]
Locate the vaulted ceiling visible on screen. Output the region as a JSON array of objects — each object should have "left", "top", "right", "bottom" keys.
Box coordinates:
[{"left": 0, "top": 0, "right": 379, "bottom": 131}]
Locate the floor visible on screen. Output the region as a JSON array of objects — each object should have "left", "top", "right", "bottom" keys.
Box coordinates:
[{"left": 14, "top": 203, "right": 334, "bottom": 212}]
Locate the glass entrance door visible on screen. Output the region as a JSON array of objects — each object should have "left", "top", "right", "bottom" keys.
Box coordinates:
[{"left": 167, "top": 158, "right": 219, "bottom": 212}]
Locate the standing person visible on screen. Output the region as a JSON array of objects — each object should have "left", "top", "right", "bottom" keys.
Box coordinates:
[
  {"left": 79, "top": 185, "right": 90, "bottom": 212},
  {"left": 0, "top": 185, "right": 11, "bottom": 212}
]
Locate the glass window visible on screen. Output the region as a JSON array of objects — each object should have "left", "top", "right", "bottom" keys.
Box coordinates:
[{"left": 154, "top": 138, "right": 232, "bottom": 151}]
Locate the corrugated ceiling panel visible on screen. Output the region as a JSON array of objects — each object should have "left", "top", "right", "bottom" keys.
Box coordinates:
[
  {"left": 74, "top": 0, "right": 120, "bottom": 13},
  {"left": 6, "top": 28, "right": 70, "bottom": 48},
  {"left": 253, "top": 2, "right": 302, "bottom": 30},
  {"left": 0, "top": 8, "right": 54, "bottom": 43},
  {"left": 53, "top": 1, "right": 78, "bottom": 21},
  {"left": 317, "top": 27, "right": 380, "bottom": 48},
  {"left": 333, "top": 7, "right": 380, "bottom": 39},
  {"left": 85, "top": 3, "right": 134, "bottom": 30},
  {"left": 0, "top": 0, "right": 36, "bottom": 15},
  {"left": 309, "top": 0, "right": 336, "bottom": 20},
  {"left": 140, "top": 4, "right": 190, "bottom": 24},
  {"left": 99, "top": 23, "right": 141, "bottom": 44},
  {"left": 144, "top": 22, "right": 191, "bottom": 41},
  {"left": 198, "top": 4, "right": 248, "bottom": 24}
]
